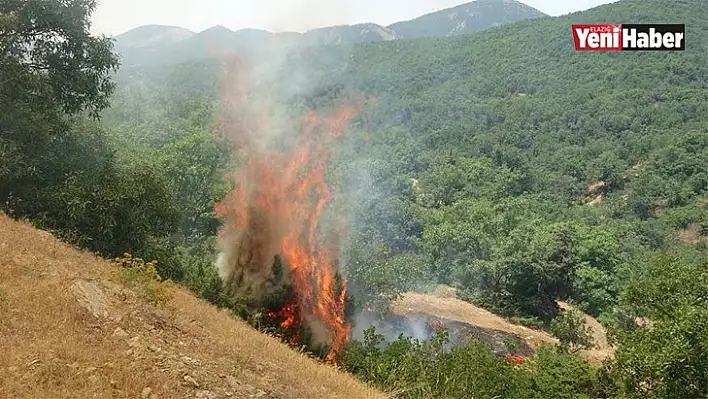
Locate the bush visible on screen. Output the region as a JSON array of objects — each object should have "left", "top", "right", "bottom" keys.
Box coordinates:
[
  {"left": 338, "top": 325, "right": 603, "bottom": 398},
  {"left": 518, "top": 345, "right": 602, "bottom": 399},
  {"left": 550, "top": 308, "right": 595, "bottom": 353},
  {"left": 114, "top": 253, "right": 175, "bottom": 307}
]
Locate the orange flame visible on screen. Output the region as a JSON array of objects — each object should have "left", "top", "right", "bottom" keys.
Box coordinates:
[
  {"left": 504, "top": 354, "right": 526, "bottom": 366},
  {"left": 428, "top": 319, "right": 445, "bottom": 330},
  {"left": 215, "top": 55, "right": 361, "bottom": 360}
]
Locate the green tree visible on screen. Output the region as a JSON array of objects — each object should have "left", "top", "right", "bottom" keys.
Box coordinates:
[
  {"left": 157, "top": 130, "right": 231, "bottom": 237},
  {"left": 550, "top": 308, "right": 595, "bottom": 353},
  {"left": 0, "top": 0, "right": 119, "bottom": 207},
  {"left": 610, "top": 255, "right": 708, "bottom": 399},
  {"left": 0, "top": 1, "right": 181, "bottom": 258}
]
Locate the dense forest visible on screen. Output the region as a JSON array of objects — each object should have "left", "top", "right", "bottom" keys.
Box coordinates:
[{"left": 2, "top": 0, "right": 707, "bottom": 398}]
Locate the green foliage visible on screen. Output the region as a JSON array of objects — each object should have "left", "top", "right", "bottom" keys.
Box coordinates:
[
  {"left": 572, "top": 266, "right": 617, "bottom": 317},
  {"left": 503, "top": 336, "right": 521, "bottom": 353},
  {"left": 16, "top": 121, "right": 182, "bottom": 257},
  {"left": 0, "top": 0, "right": 119, "bottom": 201},
  {"left": 155, "top": 130, "right": 231, "bottom": 237},
  {"left": 0, "top": 0, "right": 180, "bottom": 259},
  {"left": 550, "top": 308, "right": 595, "bottom": 353},
  {"left": 609, "top": 254, "right": 708, "bottom": 399},
  {"left": 114, "top": 253, "right": 174, "bottom": 307},
  {"left": 0, "top": 0, "right": 118, "bottom": 115},
  {"left": 339, "top": 326, "right": 517, "bottom": 398},
  {"left": 517, "top": 345, "right": 602, "bottom": 399},
  {"left": 339, "top": 326, "right": 602, "bottom": 399}
]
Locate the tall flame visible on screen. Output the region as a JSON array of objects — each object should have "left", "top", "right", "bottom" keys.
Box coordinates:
[{"left": 215, "top": 55, "right": 359, "bottom": 359}]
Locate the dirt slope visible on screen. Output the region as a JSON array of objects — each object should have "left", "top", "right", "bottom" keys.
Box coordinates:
[
  {"left": 0, "top": 214, "right": 385, "bottom": 399},
  {"left": 393, "top": 290, "right": 612, "bottom": 364}
]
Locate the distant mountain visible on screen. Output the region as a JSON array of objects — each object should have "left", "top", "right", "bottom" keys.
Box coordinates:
[
  {"left": 303, "top": 23, "right": 399, "bottom": 46},
  {"left": 115, "top": 26, "right": 296, "bottom": 67},
  {"left": 113, "top": 24, "right": 195, "bottom": 49},
  {"left": 112, "top": 0, "right": 547, "bottom": 66},
  {"left": 388, "top": 0, "right": 546, "bottom": 39}
]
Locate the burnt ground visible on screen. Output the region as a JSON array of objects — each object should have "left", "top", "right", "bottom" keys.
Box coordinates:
[{"left": 357, "top": 311, "right": 534, "bottom": 357}]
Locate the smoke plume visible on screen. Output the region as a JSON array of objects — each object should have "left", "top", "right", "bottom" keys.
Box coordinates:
[{"left": 212, "top": 41, "right": 366, "bottom": 358}]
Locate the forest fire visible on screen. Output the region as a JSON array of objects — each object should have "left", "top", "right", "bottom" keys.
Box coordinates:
[{"left": 214, "top": 55, "right": 361, "bottom": 360}]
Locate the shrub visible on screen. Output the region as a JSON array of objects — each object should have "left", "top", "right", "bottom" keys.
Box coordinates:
[
  {"left": 339, "top": 325, "right": 604, "bottom": 398},
  {"left": 114, "top": 253, "right": 175, "bottom": 307},
  {"left": 550, "top": 308, "right": 595, "bottom": 353}
]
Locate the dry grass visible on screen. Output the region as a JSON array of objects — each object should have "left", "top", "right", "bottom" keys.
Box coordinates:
[
  {"left": 0, "top": 214, "right": 386, "bottom": 399},
  {"left": 587, "top": 181, "right": 606, "bottom": 193},
  {"left": 393, "top": 290, "right": 613, "bottom": 365},
  {"left": 677, "top": 223, "right": 707, "bottom": 244}
]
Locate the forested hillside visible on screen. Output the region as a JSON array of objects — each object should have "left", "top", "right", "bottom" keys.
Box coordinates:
[
  {"left": 104, "top": 0, "right": 708, "bottom": 396},
  {"left": 2, "top": 0, "right": 707, "bottom": 398}
]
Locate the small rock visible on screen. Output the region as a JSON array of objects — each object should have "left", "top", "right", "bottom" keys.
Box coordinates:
[
  {"left": 148, "top": 344, "right": 160, "bottom": 352},
  {"left": 183, "top": 375, "right": 200, "bottom": 388},
  {"left": 88, "top": 375, "right": 100, "bottom": 383},
  {"left": 84, "top": 366, "right": 98, "bottom": 374},
  {"left": 127, "top": 336, "right": 140, "bottom": 347},
  {"left": 195, "top": 390, "right": 216, "bottom": 399},
  {"left": 125, "top": 349, "right": 134, "bottom": 356},
  {"left": 254, "top": 390, "right": 267, "bottom": 398},
  {"left": 110, "top": 380, "right": 118, "bottom": 388},
  {"left": 113, "top": 327, "right": 129, "bottom": 338},
  {"left": 141, "top": 387, "right": 153, "bottom": 398},
  {"left": 225, "top": 392, "right": 233, "bottom": 397}
]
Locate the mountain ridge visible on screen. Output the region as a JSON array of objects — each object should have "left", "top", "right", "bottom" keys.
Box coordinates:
[
  {"left": 114, "top": 24, "right": 196, "bottom": 49},
  {"left": 113, "top": 0, "right": 547, "bottom": 66}
]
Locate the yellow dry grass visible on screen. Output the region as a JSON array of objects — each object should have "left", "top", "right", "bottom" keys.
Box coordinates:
[{"left": 0, "top": 214, "right": 386, "bottom": 399}]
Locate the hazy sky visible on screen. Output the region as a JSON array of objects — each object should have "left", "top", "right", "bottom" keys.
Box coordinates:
[{"left": 91, "top": 0, "right": 618, "bottom": 36}]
